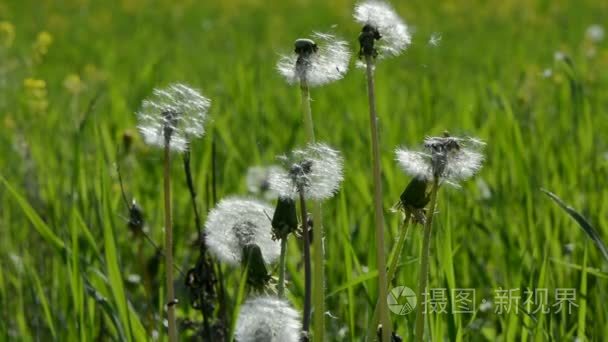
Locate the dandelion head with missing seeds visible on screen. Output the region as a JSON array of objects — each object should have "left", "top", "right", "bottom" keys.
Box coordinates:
[
  {"left": 136, "top": 83, "right": 210, "bottom": 152},
  {"left": 235, "top": 296, "right": 301, "bottom": 342},
  {"left": 395, "top": 134, "right": 485, "bottom": 186},
  {"left": 354, "top": 0, "right": 411, "bottom": 59},
  {"left": 277, "top": 32, "right": 350, "bottom": 87},
  {"left": 269, "top": 143, "right": 344, "bottom": 200},
  {"left": 204, "top": 197, "right": 280, "bottom": 266}
]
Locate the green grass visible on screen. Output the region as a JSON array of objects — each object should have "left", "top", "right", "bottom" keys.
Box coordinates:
[{"left": 1, "top": 0, "right": 608, "bottom": 340}]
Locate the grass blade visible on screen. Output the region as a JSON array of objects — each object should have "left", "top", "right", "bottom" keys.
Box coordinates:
[{"left": 541, "top": 189, "right": 608, "bottom": 263}]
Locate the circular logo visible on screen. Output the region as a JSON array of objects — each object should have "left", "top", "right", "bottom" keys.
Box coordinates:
[{"left": 387, "top": 286, "right": 417, "bottom": 315}]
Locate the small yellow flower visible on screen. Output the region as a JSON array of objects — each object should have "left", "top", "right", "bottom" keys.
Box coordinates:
[
  {"left": 3, "top": 114, "right": 15, "bottom": 130},
  {"left": 32, "top": 31, "right": 53, "bottom": 63},
  {"left": 63, "top": 73, "right": 84, "bottom": 95},
  {"left": 0, "top": 21, "right": 15, "bottom": 48},
  {"left": 23, "top": 78, "right": 49, "bottom": 113}
]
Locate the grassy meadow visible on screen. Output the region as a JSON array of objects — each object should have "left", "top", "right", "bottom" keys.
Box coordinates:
[{"left": 1, "top": 0, "right": 608, "bottom": 340}]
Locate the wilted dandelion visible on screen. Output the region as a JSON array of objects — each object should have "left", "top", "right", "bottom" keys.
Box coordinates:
[
  {"left": 136, "top": 83, "right": 210, "bottom": 152},
  {"left": 235, "top": 296, "right": 301, "bottom": 342},
  {"left": 277, "top": 32, "right": 350, "bottom": 87},
  {"left": 354, "top": 0, "right": 411, "bottom": 60},
  {"left": 269, "top": 143, "right": 344, "bottom": 201},
  {"left": 246, "top": 165, "right": 284, "bottom": 200},
  {"left": 395, "top": 135, "right": 485, "bottom": 186},
  {"left": 205, "top": 197, "right": 280, "bottom": 266}
]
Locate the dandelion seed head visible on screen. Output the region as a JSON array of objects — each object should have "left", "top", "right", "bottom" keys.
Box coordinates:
[
  {"left": 354, "top": 0, "right": 411, "bottom": 59},
  {"left": 395, "top": 136, "right": 485, "bottom": 186},
  {"left": 277, "top": 32, "right": 350, "bottom": 87},
  {"left": 136, "top": 83, "right": 210, "bottom": 152},
  {"left": 246, "top": 165, "right": 283, "bottom": 200},
  {"left": 586, "top": 24, "right": 604, "bottom": 43},
  {"left": 235, "top": 296, "right": 301, "bottom": 342},
  {"left": 205, "top": 197, "right": 279, "bottom": 266},
  {"left": 269, "top": 143, "right": 344, "bottom": 200}
]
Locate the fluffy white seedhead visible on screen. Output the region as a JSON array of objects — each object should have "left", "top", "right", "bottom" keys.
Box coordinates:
[
  {"left": 395, "top": 136, "right": 485, "bottom": 186},
  {"left": 354, "top": 0, "right": 411, "bottom": 59},
  {"left": 205, "top": 197, "right": 279, "bottom": 266},
  {"left": 586, "top": 24, "right": 604, "bottom": 43},
  {"left": 269, "top": 143, "right": 344, "bottom": 200},
  {"left": 246, "top": 165, "right": 284, "bottom": 200},
  {"left": 276, "top": 32, "right": 351, "bottom": 87},
  {"left": 235, "top": 296, "right": 301, "bottom": 342},
  {"left": 136, "top": 83, "right": 210, "bottom": 152}
]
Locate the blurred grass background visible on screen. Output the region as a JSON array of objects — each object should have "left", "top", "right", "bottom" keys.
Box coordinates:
[{"left": 1, "top": 0, "right": 608, "bottom": 340}]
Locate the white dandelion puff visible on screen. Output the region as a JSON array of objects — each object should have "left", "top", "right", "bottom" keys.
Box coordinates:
[
  {"left": 136, "top": 83, "right": 210, "bottom": 152},
  {"left": 586, "top": 24, "right": 604, "bottom": 43},
  {"left": 204, "top": 197, "right": 279, "bottom": 266},
  {"left": 354, "top": 0, "right": 411, "bottom": 59},
  {"left": 428, "top": 32, "right": 442, "bottom": 47},
  {"left": 246, "top": 165, "right": 284, "bottom": 200},
  {"left": 269, "top": 143, "right": 344, "bottom": 200},
  {"left": 277, "top": 32, "right": 350, "bottom": 87},
  {"left": 235, "top": 296, "right": 301, "bottom": 342},
  {"left": 395, "top": 135, "right": 485, "bottom": 186}
]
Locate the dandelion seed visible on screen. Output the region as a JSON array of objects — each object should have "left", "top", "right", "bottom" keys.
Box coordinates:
[
  {"left": 277, "top": 32, "right": 350, "bottom": 87},
  {"left": 586, "top": 24, "right": 604, "bottom": 43},
  {"left": 269, "top": 143, "right": 344, "bottom": 200},
  {"left": 235, "top": 296, "right": 302, "bottom": 342},
  {"left": 395, "top": 135, "right": 485, "bottom": 186},
  {"left": 136, "top": 83, "right": 210, "bottom": 152},
  {"left": 246, "top": 165, "right": 283, "bottom": 200},
  {"left": 205, "top": 197, "right": 279, "bottom": 266},
  {"left": 354, "top": 0, "right": 411, "bottom": 59},
  {"left": 428, "top": 32, "right": 442, "bottom": 47}
]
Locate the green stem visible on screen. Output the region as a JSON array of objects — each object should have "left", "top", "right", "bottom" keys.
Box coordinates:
[
  {"left": 164, "top": 143, "right": 177, "bottom": 342},
  {"left": 300, "top": 79, "right": 325, "bottom": 341},
  {"left": 365, "top": 55, "right": 391, "bottom": 342},
  {"left": 278, "top": 237, "right": 288, "bottom": 298},
  {"left": 414, "top": 179, "right": 439, "bottom": 342},
  {"left": 299, "top": 190, "right": 312, "bottom": 340},
  {"left": 367, "top": 215, "right": 411, "bottom": 340}
]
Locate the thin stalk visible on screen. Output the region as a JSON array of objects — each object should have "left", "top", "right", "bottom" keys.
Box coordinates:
[
  {"left": 183, "top": 149, "right": 213, "bottom": 340},
  {"left": 278, "top": 237, "right": 288, "bottom": 298},
  {"left": 163, "top": 143, "right": 177, "bottom": 342},
  {"left": 367, "top": 215, "right": 412, "bottom": 340},
  {"left": 414, "top": 179, "right": 439, "bottom": 342},
  {"left": 299, "top": 189, "right": 312, "bottom": 341},
  {"left": 300, "top": 79, "right": 325, "bottom": 340},
  {"left": 364, "top": 55, "right": 391, "bottom": 341}
]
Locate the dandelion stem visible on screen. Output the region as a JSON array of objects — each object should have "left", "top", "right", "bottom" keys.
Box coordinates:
[
  {"left": 367, "top": 215, "right": 411, "bottom": 340},
  {"left": 183, "top": 150, "right": 203, "bottom": 241},
  {"left": 299, "top": 190, "right": 312, "bottom": 341},
  {"left": 364, "top": 55, "right": 391, "bottom": 341},
  {"left": 163, "top": 143, "right": 178, "bottom": 342},
  {"left": 300, "top": 79, "right": 326, "bottom": 340},
  {"left": 414, "top": 178, "right": 439, "bottom": 342},
  {"left": 278, "top": 237, "right": 288, "bottom": 298}
]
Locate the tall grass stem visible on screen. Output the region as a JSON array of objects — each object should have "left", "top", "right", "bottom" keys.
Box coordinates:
[{"left": 278, "top": 238, "right": 288, "bottom": 298}]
